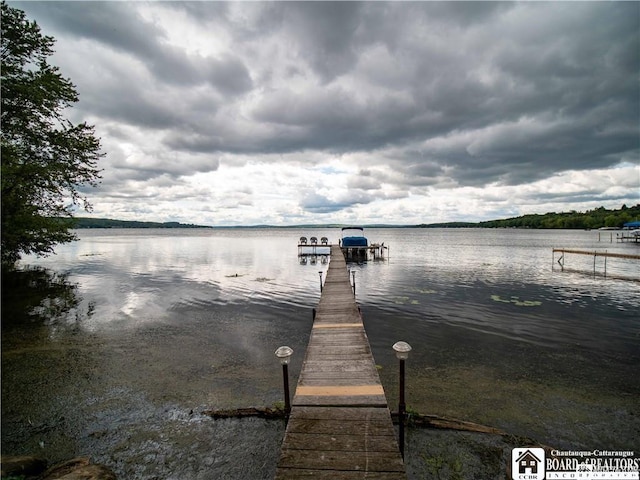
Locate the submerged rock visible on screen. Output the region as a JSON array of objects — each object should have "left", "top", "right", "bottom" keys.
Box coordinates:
[
  {"left": 0, "top": 455, "right": 47, "bottom": 477},
  {"left": 0, "top": 456, "right": 116, "bottom": 480},
  {"left": 40, "top": 457, "right": 116, "bottom": 480}
]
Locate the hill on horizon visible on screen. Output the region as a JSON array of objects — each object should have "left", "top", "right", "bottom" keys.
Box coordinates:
[{"left": 72, "top": 204, "right": 638, "bottom": 230}]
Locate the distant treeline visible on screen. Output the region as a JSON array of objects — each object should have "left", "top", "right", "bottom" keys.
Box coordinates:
[
  {"left": 72, "top": 217, "right": 211, "bottom": 229},
  {"left": 69, "top": 204, "right": 639, "bottom": 230},
  {"left": 418, "top": 204, "right": 640, "bottom": 229}
]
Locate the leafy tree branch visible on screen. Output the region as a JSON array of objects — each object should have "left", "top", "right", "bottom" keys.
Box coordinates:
[{"left": 1, "top": 1, "right": 103, "bottom": 266}]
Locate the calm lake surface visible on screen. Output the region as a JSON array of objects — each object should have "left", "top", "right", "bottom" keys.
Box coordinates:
[{"left": 2, "top": 228, "right": 639, "bottom": 478}]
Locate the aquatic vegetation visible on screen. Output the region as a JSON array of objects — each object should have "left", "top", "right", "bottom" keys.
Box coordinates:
[
  {"left": 491, "top": 294, "right": 541, "bottom": 307},
  {"left": 410, "top": 287, "right": 437, "bottom": 294},
  {"left": 423, "top": 452, "right": 465, "bottom": 480},
  {"left": 391, "top": 296, "right": 421, "bottom": 305}
]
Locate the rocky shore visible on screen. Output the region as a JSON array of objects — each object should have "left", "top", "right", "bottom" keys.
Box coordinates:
[{"left": 0, "top": 456, "right": 115, "bottom": 480}]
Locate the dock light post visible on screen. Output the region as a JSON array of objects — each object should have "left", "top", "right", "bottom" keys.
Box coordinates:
[
  {"left": 351, "top": 270, "right": 356, "bottom": 296},
  {"left": 319, "top": 271, "right": 323, "bottom": 292},
  {"left": 393, "top": 341, "right": 412, "bottom": 459},
  {"left": 275, "top": 346, "right": 293, "bottom": 418}
]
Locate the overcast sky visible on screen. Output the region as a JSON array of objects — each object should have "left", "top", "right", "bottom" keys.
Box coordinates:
[{"left": 12, "top": 1, "right": 640, "bottom": 226}]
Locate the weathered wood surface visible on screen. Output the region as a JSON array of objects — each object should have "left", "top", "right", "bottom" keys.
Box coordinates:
[
  {"left": 275, "top": 245, "right": 406, "bottom": 479},
  {"left": 202, "top": 407, "right": 507, "bottom": 435}
]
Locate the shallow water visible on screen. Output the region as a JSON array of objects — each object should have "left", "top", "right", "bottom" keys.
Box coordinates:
[{"left": 2, "top": 228, "right": 639, "bottom": 477}]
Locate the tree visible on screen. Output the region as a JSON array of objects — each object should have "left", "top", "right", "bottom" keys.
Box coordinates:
[{"left": 1, "top": 2, "right": 102, "bottom": 266}]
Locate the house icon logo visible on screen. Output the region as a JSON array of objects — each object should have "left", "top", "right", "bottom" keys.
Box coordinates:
[{"left": 511, "top": 448, "right": 545, "bottom": 480}]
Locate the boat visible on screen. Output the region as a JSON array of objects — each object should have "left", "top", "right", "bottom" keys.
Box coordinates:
[
  {"left": 340, "top": 226, "right": 368, "bottom": 247},
  {"left": 295, "top": 227, "right": 385, "bottom": 260},
  {"left": 619, "top": 221, "right": 640, "bottom": 243}
]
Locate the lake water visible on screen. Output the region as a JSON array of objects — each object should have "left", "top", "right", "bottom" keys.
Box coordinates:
[{"left": 2, "top": 228, "right": 639, "bottom": 478}]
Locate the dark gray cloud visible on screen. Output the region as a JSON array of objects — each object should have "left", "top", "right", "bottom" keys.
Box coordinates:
[
  {"left": 301, "top": 190, "right": 375, "bottom": 214},
  {"left": 26, "top": 2, "right": 161, "bottom": 56},
  {"left": 9, "top": 1, "right": 638, "bottom": 223},
  {"left": 16, "top": 1, "right": 252, "bottom": 93},
  {"left": 280, "top": 2, "right": 363, "bottom": 83}
]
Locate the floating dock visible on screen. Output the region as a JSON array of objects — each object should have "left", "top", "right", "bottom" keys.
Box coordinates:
[
  {"left": 275, "top": 245, "right": 406, "bottom": 479},
  {"left": 297, "top": 243, "right": 387, "bottom": 260}
]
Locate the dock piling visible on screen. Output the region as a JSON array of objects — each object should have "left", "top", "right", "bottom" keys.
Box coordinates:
[{"left": 351, "top": 269, "right": 356, "bottom": 296}]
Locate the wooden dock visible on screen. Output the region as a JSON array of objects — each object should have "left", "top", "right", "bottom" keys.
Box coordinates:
[
  {"left": 553, "top": 248, "right": 640, "bottom": 279},
  {"left": 298, "top": 243, "right": 387, "bottom": 260},
  {"left": 275, "top": 245, "right": 406, "bottom": 479},
  {"left": 553, "top": 248, "right": 640, "bottom": 261},
  {"left": 616, "top": 232, "right": 640, "bottom": 243}
]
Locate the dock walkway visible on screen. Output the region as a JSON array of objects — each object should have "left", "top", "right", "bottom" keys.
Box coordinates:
[{"left": 275, "top": 245, "right": 406, "bottom": 479}]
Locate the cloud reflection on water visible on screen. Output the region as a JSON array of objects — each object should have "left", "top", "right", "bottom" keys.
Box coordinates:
[{"left": 5, "top": 227, "right": 638, "bottom": 474}]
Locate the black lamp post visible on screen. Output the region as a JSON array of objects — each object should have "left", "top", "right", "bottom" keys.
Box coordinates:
[
  {"left": 351, "top": 269, "right": 356, "bottom": 296},
  {"left": 275, "top": 346, "right": 293, "bottom": 418},
  {"left": 393, "top": 341, "right": 412, "bottom": 459}
]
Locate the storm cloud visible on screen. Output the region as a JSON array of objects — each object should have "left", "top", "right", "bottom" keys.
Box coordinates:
[{"left": 11, "top": 1, "right": 639, "bottom": 225}]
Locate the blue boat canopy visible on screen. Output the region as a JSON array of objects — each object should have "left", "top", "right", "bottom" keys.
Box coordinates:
[
  {"left": 623, "top": 221, "right": 640, "bottom": 229},
  {"left": 341, "top": 226, "right": 368, "bottom": 247}
]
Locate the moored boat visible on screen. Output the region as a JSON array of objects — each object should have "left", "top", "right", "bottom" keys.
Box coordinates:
[{"left": 340, "top": 226, "right": 368, "bottom": 247}]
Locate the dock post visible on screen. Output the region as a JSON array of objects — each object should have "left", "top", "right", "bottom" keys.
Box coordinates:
[
  {"left": 393, "top": 341, "right": 412, "bottom": 459},
  {"left": 555, "top": 250, "right": 564, "bottom": 270},
  {"left": 318, "top": 271, "right": 323, "bottom": 292},
  {"left": 399, "top": 357, "right": 406, "bottom": 458},
  {"left": 351, "top": 269, "right": 356, "bottom": 296},
  {"left": 283, "top": 363, "right": 291, "bottom": 416}
]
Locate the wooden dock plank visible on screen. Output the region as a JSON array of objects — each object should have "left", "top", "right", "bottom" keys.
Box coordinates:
[
  {"left": 285, "top": 418, "right": 396, "bottom": 436},
  {"left": 305, "top": 347, "right": 371, "bottom": 356},
  {"left": 275, "top": 470, "right": 405, "bottom": 480},
  {"left": 290, "top": 406, "right": 393, "bottom": 420},
  {"left": 301, "top": 359, "right": 377, "bottom": 370},
  {"left": 282, "top": 433, "right": 399, "bottom": 452},
  {"left": 299, "top": 371, "right": 380, "bottom": 380},
  {"left": 277, "top": 450, "right": 405, "bottom": 472},
  {"left": 291, "top": 396, "right": 388, "bottom": 407},
  {"left": 276, "top": 245, "right": 406, "bottom": 479}
]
